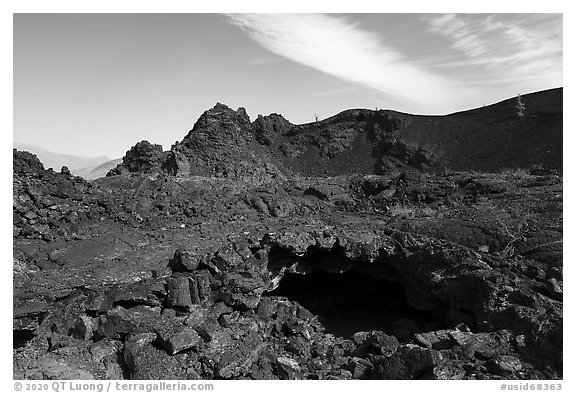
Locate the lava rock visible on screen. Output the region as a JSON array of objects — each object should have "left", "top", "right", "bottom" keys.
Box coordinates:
[
  {"left": 12, "top": 93, "right": 564, "bottom": 380},
  {"left": 107, "top": 140, "right": 167, "bottom": 176},
  {"left": 353, "top": 331, "right": 399, "bottom": 357},
  {"left": 166, "top": 277, "right": 194, "bottom": 310},
  {"left": 488, "top": 355, "right": 524, "bottom": 377},
  {"left": 124, "top": 333, "right": 186, "bottom": 379},
  {"left": 275, "top": 356, "right": 302, "bottom": 379},
  {"left": 168, "top": 248, "right": 200, "bottom": 272},
  {"left": 90, "top": 338, "right": 122, "bottom": 363},
  {"left": 348, "top": 357, "right": 373, "bottom": 379},
  {"left": 97, "top": 306, "right": 161, "bottom": 339},
  {"left": 374, "top": 345, "right": 435, "bottom": 379},
  {"left": 184, "top": 305, "right": 209, "bottom": 328},
  {"left": 217, "top": 272, "right": 265, "bottom": 310},
  {"left": 189, "top": 271, "right": 212, "bottom": 305},
  {"left": 13, "top": 149, "right": 45, "bottom": 176},
  {"left": 546, "top": 278, "right": 563, "bottom": 301},
  {"left": 414, "top": 330, "right": 455, "bottom": 350},
  {"left": 157, "top": 325, "right": 202, "bottom": 355}
]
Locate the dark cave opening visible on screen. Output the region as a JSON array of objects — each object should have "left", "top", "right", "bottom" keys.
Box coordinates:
[
  {"left": 13, "top": 329, "right": 35, "bottom": 349},
  {"left": 265, "top": 265, "right": 447, "bottom": 340}
]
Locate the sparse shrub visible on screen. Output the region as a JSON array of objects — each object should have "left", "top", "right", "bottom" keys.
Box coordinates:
[{"left": 516, "top": 94, "right": 525, "bottom": 117}]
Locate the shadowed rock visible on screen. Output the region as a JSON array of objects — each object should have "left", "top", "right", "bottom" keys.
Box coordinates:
[{"left": 13, "top": 89, "right": 563, "bottom": 380}]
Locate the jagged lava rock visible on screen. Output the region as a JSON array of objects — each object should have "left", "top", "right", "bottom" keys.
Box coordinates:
[
  {"left": 168, "top": 103, "right": 287, "bottom": 184},
  {"left": 13, "top": 89, "right": 562, "bottom": 380}
]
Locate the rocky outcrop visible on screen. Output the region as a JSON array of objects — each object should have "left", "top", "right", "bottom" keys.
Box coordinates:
[
  {"left": 252, "top": 113, "right": 293, "bottom": 146},
  {"left": 13, "top": 89, "right": 563, "bottom": 380},
  {"left": 104, "top": 105, "right": 437, "bottom": 181},
  {"left": 14, "top": 223, "right": 562, "bottom": 379},
  {"left": 105, "top": 104, "right": 289, "bottom": 185},
  {"left": 14, "top": 149, "right": 46, "bottom": 176},
  {"left": 107, "top": 88, "right": 563, "bottom": 183},
  {"left": 170, "top": 104, "right": 288, "bottom": 184},
  {"left": 13, "top": 149, "right": 98, "bottom": 242},
  {"left": 107, "top": 141, "right": 174, "bottom": 176},
  {"left": 12, "top": 151, "right": 563, "bottom": 380}
]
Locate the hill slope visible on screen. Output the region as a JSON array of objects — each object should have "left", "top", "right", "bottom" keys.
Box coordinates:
[
  {"left": 397, "top": 87, "right": 562, "bottom": 171},
  {"left": 12, "top": 88, "right": 563, "bottom": 380},
  {"left": 13, "top": 146, "right": 563, "bottom": 380},
  {"left": 13, "top": 142, "right": 111, "bottom": 172},
  {"left": 107, "top": 88, "right": 562, "bottom": 181},
  {"left": 73, "top": 158, "right": 123, "bottom": 180},
  {"left": 264, "top": 87, "right": 562, "bottom": 176}
]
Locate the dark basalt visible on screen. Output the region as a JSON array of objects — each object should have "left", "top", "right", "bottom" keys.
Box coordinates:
[
  {"left": 13, "top": 89, "right": 562, "bottom": 380},
  {"left": 105, "top": 88, "right": 562, "bottom": 180}
]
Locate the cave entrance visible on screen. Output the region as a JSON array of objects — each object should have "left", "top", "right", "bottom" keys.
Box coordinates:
[
  {"left": 265, "top": 263, "right": 447, "bottom": 340},
  {"left": 13, "top": 329, "right": 35, "bottom": 349}
]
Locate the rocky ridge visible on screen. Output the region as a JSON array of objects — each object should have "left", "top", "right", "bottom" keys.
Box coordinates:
[
  {"left": 13, "top": 89, "right": 563, "bottom": 380},
  {"left": 107, "top": 88, "right": 562, "bottom": 181}
]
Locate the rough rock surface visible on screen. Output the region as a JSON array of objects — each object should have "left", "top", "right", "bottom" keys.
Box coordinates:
[
  {"left": 106, "top": 88, "right": 562, "bottom": 181},
  {"left": 14, "top": 89, "right": 562, "bottom": 380},
  {"left": 107, "top": 141, "right": 174, "bottom": 176}
]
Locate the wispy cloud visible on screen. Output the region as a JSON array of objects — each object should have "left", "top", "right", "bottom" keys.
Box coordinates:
[
  {"left": 423, "top": 14, "right": 562, "bottom": 89},
  {"left": 426, "top": 14, "right": 490, "bottom": 57},
  {"left": 225, "top": 13, "right": 470, "bottom": 114}
]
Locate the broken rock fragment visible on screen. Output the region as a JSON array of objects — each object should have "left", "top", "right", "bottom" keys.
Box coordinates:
[
  {"left": 168, "top": 248, "right": 200, "bottom": 272},
  {"left": 157, "top": 325, "right": 202, "bottom": 355},
  {"left": 275, "top": 356, "right": 302, "bottom": 379},
  {"left": 166, "top": 276, "right": 193, "bottom": 310}
]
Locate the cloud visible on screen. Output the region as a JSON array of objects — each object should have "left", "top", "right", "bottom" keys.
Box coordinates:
[
  {"left": 426, "top": 13, "right": 489, "bottom": 57},
  {"left": 423, "top": 14, "right": 563, "bottom": 90},
  {"left": 225, "top": 13, "right": 468, "bottom": 114}
]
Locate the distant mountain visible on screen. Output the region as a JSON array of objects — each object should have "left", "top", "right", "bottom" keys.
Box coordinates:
[
  {"left": 73, "top": 158, "right": 123, "bottom": 180},
  {"left": 12, "top": 143, "right": 121, "bottom": 180},
  {"left": 13, "top": 143, "right": 111, "bottom": 171}
]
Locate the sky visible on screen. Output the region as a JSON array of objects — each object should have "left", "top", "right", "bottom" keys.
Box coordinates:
[{"left": 13, "top": 13, "right": 563, "bottom": 159}]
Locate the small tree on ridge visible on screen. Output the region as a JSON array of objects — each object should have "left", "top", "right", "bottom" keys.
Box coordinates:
[{"left": 516, "top": 94, "right": 526, "bottom": 117}]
